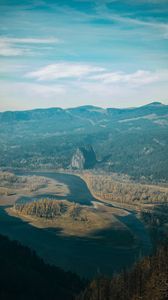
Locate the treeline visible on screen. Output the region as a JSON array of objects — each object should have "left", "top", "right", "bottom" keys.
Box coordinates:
[
  {"left": 0, "top": 234, "right": 85, "bottom": 300},
  {"left": 77, "top": 244, "right": 168, "bottom": 300},
  {"left": 0, "top": 171, "right": 48, "bottom": 193},
  {"left": 84, "top": 174, "right": 168, "bottom": 205},
  {"left": 0, "top": 171, "right": 25, "bottom": 187},
  {"left": 14, "top": 199, "right": 82, "bottom": 220},
  {"left": 0, "top": 232, "right": 167, "bottom": 300},
  {"left": 141, "top": 205, "right": 168, "bottom": 227},
  {"left": 140, "top": 204, "right": 168, "bottom": 245}
]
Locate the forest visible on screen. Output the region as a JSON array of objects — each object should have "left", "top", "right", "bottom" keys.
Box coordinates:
[
  {"left": 0, "top": 103, "right": 168, "bottom": 182},
  {"left": 77, "top": 244, "right": 168, "bottom": 300},
  {"left": 0, "top": 233, "right": 167, "bottom": 300},
  {"left": 83, "top": 173, "right": 168, "bottom": 206},
  {"left": 14, "top": 199, "right": 83, "bottom": 220},
  {"left": 0, "top": 234, "right": 85, "bottom": 300},
  {"left": 140, "top": 205, "right": 168, "bottom": 246}
]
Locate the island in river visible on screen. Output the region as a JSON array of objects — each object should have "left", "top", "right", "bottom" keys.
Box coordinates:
[{"left": 0, "top": 170, "right": 152, "bottom": 278}]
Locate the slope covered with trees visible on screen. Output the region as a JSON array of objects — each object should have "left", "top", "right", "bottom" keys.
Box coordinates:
[
  {"left": 0, "top": 234, "right": 85, "bottom": 300},
  {"left": 77, "top": 244, "right": 168, "bottom": 300},
  {"left": 0, "top": 103, "right": 168, "bottom": 181}
]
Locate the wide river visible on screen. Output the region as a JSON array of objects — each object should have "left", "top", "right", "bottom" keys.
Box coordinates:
[{"left": 0, "top": 171, "right": 152, "bottom": 278}]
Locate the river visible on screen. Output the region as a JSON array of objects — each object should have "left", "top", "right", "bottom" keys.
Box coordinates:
[{"left": 0, "top": 171, "right": 152, "bottom": 278}]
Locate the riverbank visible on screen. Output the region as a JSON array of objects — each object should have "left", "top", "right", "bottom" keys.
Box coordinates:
[{"left": 0, "top": 170, "right": 152, "bottom": 277}]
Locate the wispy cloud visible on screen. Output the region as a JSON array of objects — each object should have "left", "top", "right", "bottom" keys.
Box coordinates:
[
  {"left": 0, "top": 37, "right": 60, "bottom": 44},
  {"left": 90, "top": 70, "right": 162, "bottom": 86},
  {"left": 94, "top": 10, "right": 168, "bottom": 40},
  {"left": 0, "top": 0, "right": 167, "bottom": 110},
  {"left": 26, "top": 62, "right": 105, "bottom": 81},
  {"left": 29, "top": 83, "right": 65, "bottom": 97},
  {"left": 0, "top": 36, "right": 60, "bottom": 56},
  {"left": 93, "top": 0, "right": 168, "bottom": 39},
  {"left": 26, "top": 62, "right": 168, "bottom": 87},
  {"left": 0, "top": 40, "right": 29, "bottom": 56}
]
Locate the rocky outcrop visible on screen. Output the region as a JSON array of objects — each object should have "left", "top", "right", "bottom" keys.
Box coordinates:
[{"left": 71, "top": 145, "right": 97, "bottom": 170}]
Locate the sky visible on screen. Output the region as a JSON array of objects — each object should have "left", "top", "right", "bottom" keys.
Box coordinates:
[{"left": 0, "top": 0, "right": 168, "bottom": 111}]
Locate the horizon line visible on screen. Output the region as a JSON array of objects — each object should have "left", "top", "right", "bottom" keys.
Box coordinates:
[{"left": 0, "top": 101, "right": 167, "bottom": 113}]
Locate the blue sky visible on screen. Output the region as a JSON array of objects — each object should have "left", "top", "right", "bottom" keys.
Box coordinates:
[{"left": 0, "top": 0, "right": 168, "bottom": 110}]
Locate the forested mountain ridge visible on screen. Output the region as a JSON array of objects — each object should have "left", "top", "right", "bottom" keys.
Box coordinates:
[
  {"left": 0, "top": 102, "right": 168, "bottom": 181},
  {"left": 0, "top": 102, "right": 166, "bottom": 123}
]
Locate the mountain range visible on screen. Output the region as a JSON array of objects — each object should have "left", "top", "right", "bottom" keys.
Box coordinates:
[{"left": 0, "top": 102, "right": 168, "bottom": 181}]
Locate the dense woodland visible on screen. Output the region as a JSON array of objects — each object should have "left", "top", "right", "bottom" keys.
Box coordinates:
[
  {"left": 77, "top": 244, "right": 168, "bottom": 300},
  {"left": 0, "top": 234, "right": 167, "bottom": 300},
  {"left": 84, "top": 174, "right": 168, "bottom": 205},
  {"left": 0, "top": 234, "right": 85, "bottom": 300},
  {"left": 1, "top": 175, "right": 168, "bottom": 299},
  {"left": 84, "top": 173, "right": 168, "bottom": 246},
  {"left": 0, "top": 103, "right": 168, "bottom": 181},
  {"left": 14, "top": 199, "right": 84, "bottom": 221},
  {"left": 140, "top": 205, "right": 168, "bottom": 246}
]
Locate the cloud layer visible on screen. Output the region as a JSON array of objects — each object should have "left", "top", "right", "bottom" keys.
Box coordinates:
[
  {"left": 26, "top": 63, "right": 168, "bottom": 87},
  {"left": 26, "top": 63, "right": 105, "bottom": 81},
  {"left": 0, "top": 0, "right": 167, "bottom": 109},
  {"left": 0, "top": 37, "right": 60, "bottom": 56}
]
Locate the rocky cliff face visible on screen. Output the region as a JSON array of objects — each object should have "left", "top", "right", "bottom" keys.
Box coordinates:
[{"left": 71, "top": 146, "right": 97, "bottom": 170}]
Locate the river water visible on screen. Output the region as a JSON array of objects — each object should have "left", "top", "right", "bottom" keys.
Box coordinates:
[{"left": 0, "top": 171, "right": 152, "bottom": 278}]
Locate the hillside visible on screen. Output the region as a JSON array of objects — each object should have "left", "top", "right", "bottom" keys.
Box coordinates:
[
  {"left": 0, "top": 234, "right": 84, "bottom": 300},
  {"left": 77, "top": 244, "right": 168, "bottom": 300},
  {"left": 0, "top": 102, "right": 168, "bottom": 181},
  {"left": 0, "top": 233, "right": 167, "bottom": 300}
]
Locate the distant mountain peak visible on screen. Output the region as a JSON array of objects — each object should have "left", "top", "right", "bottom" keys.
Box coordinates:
[{"left": 147, "top": 102, "right": 164, "bottom": 106}]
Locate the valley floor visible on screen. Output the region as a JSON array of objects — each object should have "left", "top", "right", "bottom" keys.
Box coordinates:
[{"left": 1, "top": 169, "right": 167, "bottom": 277}]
